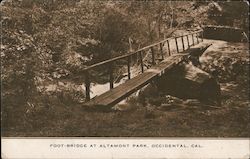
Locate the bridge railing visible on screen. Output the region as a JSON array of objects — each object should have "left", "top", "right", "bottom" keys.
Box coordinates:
[{"left": 83, "top": 30, "right": 204, "bottom": 101}]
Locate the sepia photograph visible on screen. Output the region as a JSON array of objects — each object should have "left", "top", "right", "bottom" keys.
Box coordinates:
[{"left": 1, "top": 0, "right": 249, "bottom": 158}]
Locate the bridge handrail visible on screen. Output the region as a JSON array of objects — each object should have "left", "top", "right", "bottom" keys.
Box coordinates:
[
  {"left": 83, "top": 29, "right": 204, "bottom": 101},
  {"left": 82, "top": 30, "right": 203, "bottom": 72}
]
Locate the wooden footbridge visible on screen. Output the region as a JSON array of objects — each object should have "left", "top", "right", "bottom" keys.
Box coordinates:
[{"left": 83, "top": 30, "right": 206, "bottom": 108}]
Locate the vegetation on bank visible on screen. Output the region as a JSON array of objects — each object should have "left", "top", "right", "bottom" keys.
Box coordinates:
[{"left": 1, "top": 0, "right": 249, "bottom": 136}]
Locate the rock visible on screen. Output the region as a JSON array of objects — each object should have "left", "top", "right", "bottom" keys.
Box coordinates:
[
  {"left": 155, "top": 62, "right": 221, "bottom": 106},
  {"left": 183, "top": 99, "right": 201, "bottom": 106},
  {"left": 137, "top": 83, "right": 162, "bottom": 105},
  {"left": 159, "top": 103, "right": 186, "bottom": 111},
  {"left": 112, "top": 104, "right": 133, "bottom": 111},
  {"left": 165, "top": 95, "right": 183, "bottom": 104}
]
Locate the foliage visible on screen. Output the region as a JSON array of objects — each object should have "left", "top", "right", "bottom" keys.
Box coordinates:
[{"left": 1, "top": 0, "right": 249, "bottom": 135}]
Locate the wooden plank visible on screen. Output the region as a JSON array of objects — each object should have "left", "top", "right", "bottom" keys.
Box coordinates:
[
  {"left": 83, "top": 44, "right": 211, "bottom": 107},
  {"left": 84, "top": 72, "right": 156, "bottom": 107},
  {"left": 83, "top": 54, "right": 187, "bottom": 107}
]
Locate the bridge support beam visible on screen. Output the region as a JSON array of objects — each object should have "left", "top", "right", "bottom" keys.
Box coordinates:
[
  {"left": 192, "top": 34, "right": 195, "bottom": 46},
  {"left": 196, "top": 33, "right": 199, "bottom": 43},
  {"left": 150, "top": 47, "right": 156, "bottom": 65},
  {"left": 175, "top": 37, "right": 179, "bottom": 53},
  {"left": 127, "top": 56, "right": 131, "bottom": 79},
  {"left": 85, "top": 71, "right": 90, "bottom": 102},
  {"left": 159, "top": 43, "right": 164, "bottom": 60},
  {"left": 186, "top": 35, "right": 190, "bottom": 48},
  {"left": 109, "top": 63, "right": 114, "bottom": 89},
  {"left": 139, "top": 51, "right": 144, "bottom": 73},
  {"left": 181, "top": 36, "right": 185, "bottom": 51},
  {"left": 166, "top": 40, "right": 171, "bottom": 56}
]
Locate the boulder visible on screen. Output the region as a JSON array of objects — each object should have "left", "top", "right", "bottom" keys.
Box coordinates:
[{"left": 155, "top": 62, "right": 221, "bottom": 106}]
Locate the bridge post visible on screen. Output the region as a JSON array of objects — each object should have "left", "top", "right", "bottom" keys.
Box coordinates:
[
  {"left": 175, "top": 37, "right": 179, "bottom": 53},
  {"left": 159, "top": 43, "right": 164, "bottom": 60},
  {"left": 186, "top": 35, "right": 190, "bottom": 48},
  {"left": 167, "top": 40, "right": 171, "bottom": 56},
  {"left": 109, "top": 62, "right": 114, "bottom": 89},
  {"left": 127, "top": 56, "right": 131, "bottom": 80},
  {"left": 181, "top": 36, "right": 185, "bottom": 51},
  {"left": 150, "top": 47, "right": 156, "bottom": 65},
  {"left": 192, "top": 34, "right": 195, "bottom": 46},
  {"left": 139, "top": 51, "right": 144, "bottom": 73},
  {"left": 85, "top": 71, "right": 91, "bottom": 102},
  {"left": 196, "top": 33, "right": 199, "bottom": 43}
]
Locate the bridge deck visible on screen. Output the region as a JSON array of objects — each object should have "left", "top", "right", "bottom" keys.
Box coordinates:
[{"left": 83, "top": 53, "right": 189, "bottom": 107}]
